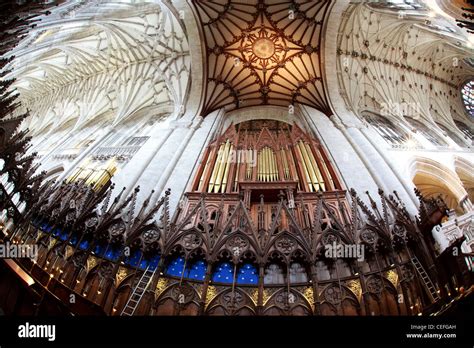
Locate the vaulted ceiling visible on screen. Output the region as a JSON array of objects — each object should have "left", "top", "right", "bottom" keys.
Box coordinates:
[
  {"left": 191, "top": 0, "right": 333, "bottom": 116},
  {"left": 6, "top": 1, "right": 190, "bottom": 136},
  {"left": 336, "top": 2, "right": 474, "bottom": 145}
]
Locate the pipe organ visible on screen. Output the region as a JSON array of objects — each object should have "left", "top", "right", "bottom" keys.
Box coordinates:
[
  {"left": 180, "top": 120, "right": 345, "bottom": 239},
  {"left": 67, "top": 157, "right": 117, "bottom": 191},
  {"left": 193, "top": 120, "right": 340, "bottom": 195}
]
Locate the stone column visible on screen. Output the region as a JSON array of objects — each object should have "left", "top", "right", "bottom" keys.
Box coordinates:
[
  {"left": 330, "top": 114, "right": 388, "bottom": 192},
  {"left": 147, "top": 116, "right": 204, "bottom": 206},
  {"left": 114, "top": 121, "right": 175, "bottom": 201},
  {"left": 358, "top": 127, "right": 418, "bottom": 207}
]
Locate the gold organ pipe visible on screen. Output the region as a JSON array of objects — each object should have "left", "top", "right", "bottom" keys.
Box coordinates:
[
  {"left": 83, "top": 168, "right": 96, "bottom": 185},
  {"left": 67, "top": 167, "right": 82, "bottom": 183},
  {"left": 270, "top": 148, "right": 275, "bottom": 181},
  {"left": 247, "top": 154, "right": 252, "bottom": 180},
  {"left": 93, "top": 159, "right": 116, "bottom": 191},
  {"left": 316, "top": 148, "right": 334, "bottom": 191},
  {"left": 257, "top": 150, "right": 261, "bottom": 181},
  {"left": 272, "top": 149, "right": 278, "bottom": 181},
  {"left": 214, "top": 140, "right": 230, "bottom": 193},
  {"left": 92, "top": 170, "right": 104, "bottom": 190},
  {"left": 198, "top": 148, "right": 213, "bottom": 192},
  {"left": 295, "top": 143, "right": 313, "bottom": 192},
  {"left": 100, "top": 161, "right": 117, "bottom": 190},
  {"left": 208, "top": 143, "right": 224, "bottom": 192},
  {"left": 258, "top": 149, "right": 263, "bottom": 181},
  {"left": 98, "top": 172, "right": 107, "bottom": 190},
  {"left": 258, "top": 149, "right": 262, "bottom": 181},
  {"left": 267, "top": 147, "right": 273, "bottom": 181},
  {"left": 305, "top": 143, "right": 325, "bottom": 191},
  {"left": 300, "top": 141, "right": 319, "bottom": 191},
  {"left": 221, "top": 144, "right": 233, "bottom": 193},
  {"left": 94, "top": 171, "right": 107, "bottom": 191},
  {"left": 268, "top": 149, "right": 275, "bottom": 181},
  {"left": 286, "top": 148, "right": 298, "bottom": 182},
  {"left": 233, "top": 148, "right": 240, "bottom": 191},
  {"left": 265, "top": 148, "right": 269, "bottom": 182},
  {"left": 68, "top": 158, "right": 91, "bottom": 183},
  {"left": 83, "top": 170, "right": 93, "bottom": 182},
  {"left": 262, "top": 148, "right": 266, "bottom": 182},
  {"left": 281, "top": 149, "right": 289, "bottom": 179},
  {"left": 92, "top": 168, "right": 105, "bottom": 185}
]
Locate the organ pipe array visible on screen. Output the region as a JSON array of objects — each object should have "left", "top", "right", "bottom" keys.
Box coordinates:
[
  {"left": 67, "top": 157, "right": 117, "bottom": 191},
  {"left": 193, "top": 121, "right": 340, "bottom": 194}
]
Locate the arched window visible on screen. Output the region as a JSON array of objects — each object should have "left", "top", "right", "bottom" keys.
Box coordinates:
[
  {"left": 454, "top": 120, "right": 474, "bottom": 142},
  {"left": 461, "top": 80, "right": 474, "bottom": 117},
  {"left": 406, "top": 117, "right": 447, "bottom": 147},
  {"left": 362, "top": 112, "right": 409, "bottom": 146},
  {"left": 436, "top": 122, "right": 466, "bottom": 147}
]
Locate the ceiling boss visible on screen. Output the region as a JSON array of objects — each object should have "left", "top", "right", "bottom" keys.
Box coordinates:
[
  {"left": 237, "top": 27, "right": 290, "bottom": 72},
  {"left": 252, "top": 37, "right": 275, "bottom": 59}
]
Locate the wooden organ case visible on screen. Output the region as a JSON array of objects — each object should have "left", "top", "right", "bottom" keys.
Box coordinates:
[{"left": 178, "top": 119, "right": 346, "bottom": 238}]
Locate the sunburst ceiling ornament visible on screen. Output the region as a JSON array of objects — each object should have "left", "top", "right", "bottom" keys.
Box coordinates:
[
  {"left": 192, "top": 0, "right": 333, "bottom": 116},
  {"left": 252, "top": 37, "right": 275, "bottom": 59}
]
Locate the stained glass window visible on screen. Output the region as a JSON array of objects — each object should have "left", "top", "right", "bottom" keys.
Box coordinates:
[
  {"left": 436, "top": 122, "right": 466, "bottom": 147},
  {"left": 406, "top": 117, "right": 447, "bottom": 147},
  {"left": 462, "top": 80, "right": 474, "bottom": 117},
  {"left": 454, "top": 120, "right": 474, "bottom": 141},
  {"left": 362, "top": 112, "right": 409, "bottom": 146}
]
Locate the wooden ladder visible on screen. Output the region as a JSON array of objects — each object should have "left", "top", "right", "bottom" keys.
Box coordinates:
[
  {"left": 120, "top": 266, "right": 155, "bottom": 316},
  {"left": 411, "top": 256, "right": 440, "bottom": 303}
]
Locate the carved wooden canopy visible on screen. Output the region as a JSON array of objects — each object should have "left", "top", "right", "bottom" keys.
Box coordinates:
[{"left": 191, "top": 0, "right": 333, "bottom": 116}]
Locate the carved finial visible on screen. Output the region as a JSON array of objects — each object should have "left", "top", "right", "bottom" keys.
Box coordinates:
[{"left": 278, "top": 190, "right": 285, "bottom": 201}]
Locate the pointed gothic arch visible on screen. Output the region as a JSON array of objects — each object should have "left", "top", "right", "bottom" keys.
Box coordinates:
[
  {"left": 409, "top": 157, "right": 468, "bottom": 214},
  {"left": 454, "top": 157, "right": 474, "bottom": 204}
]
